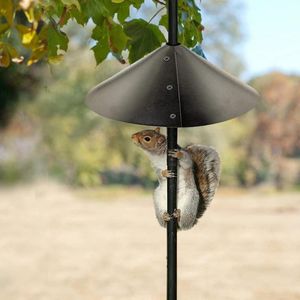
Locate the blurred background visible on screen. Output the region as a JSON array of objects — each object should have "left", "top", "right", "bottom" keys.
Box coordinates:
[{"left": 0, "top": 0, "right": 299, "bottom": 299}]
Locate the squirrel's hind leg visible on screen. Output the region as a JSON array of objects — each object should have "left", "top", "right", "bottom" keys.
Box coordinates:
[{"left": 177, "top": 188, "right": 199, "bottom": 230}]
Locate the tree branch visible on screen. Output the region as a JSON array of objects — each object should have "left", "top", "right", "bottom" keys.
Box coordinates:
[
  {"left": 148, "top": 6, "right": 165, "bottom": 24},
  {"left": 153, "top": 0, "right": 166, "bottom": 6}
]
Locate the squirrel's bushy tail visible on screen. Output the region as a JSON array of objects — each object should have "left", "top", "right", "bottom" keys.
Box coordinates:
[{"left": 186, "top": 145, "right": 221, "bottom": 219}]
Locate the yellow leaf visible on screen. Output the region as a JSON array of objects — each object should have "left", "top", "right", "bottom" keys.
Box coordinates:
[
  {"left": 24, "top": 7, "right": 35, "bottom": 22},
  {"left": 27, "top": 58, "right": 37, "bottom": 66},
  {"left": 27, "top": 49, "right": 46, "bottom": 66},
  {"left": 22, "top": 30, "right": 36, "bottom": 45},
  {"left": 112, "top": 0, "right": 125, "bottom": 3},
  {"left": 16, "top": 24, "right": 36, "bottom": 45},
  {"left": 0, "top": 0, "right": 14, "bottom": 25},
  {"left": 0, "top": 23, "right": 9, "bottom": 34},
  {"left": 4, "top": 44, "right": 24, "bottom": 64},
  {"left": 16, "top": 24, "right": 30, "bottom": 34},
  {"left": 5, "top": 44, "right": 17, "bottom": 57},
  {"left": 48, "top": 54, "right": 64, "bottom": 64},
  {"left": 0, "top": 49, "right": 10, "bottom": 67}
]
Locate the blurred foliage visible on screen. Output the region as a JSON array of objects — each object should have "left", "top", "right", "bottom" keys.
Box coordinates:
[
  {"left": 0, "top": 159, "right": 34, "bottom": 183},
  {"left": 18, "top": 57, "right": 158, "bottom": 186},
  {"left": 0, "top": 60, "right": 256, "bottom": 187},
  {"left": 1, "top": 1, "right": 298, "bottom": 190},
  {"left": 0, "top": 54, "right": 255, "bottom": 187},
  {"left": 201, "top": 0, "right": 245, "bottom": 75},
  {"left": 240, "top": 73, "right": 300, "bottom": 189},
  {"left": 0, "top": 0, "right": 204, "bottom": 67},
  {"left": 1, "top": 63, "right": 299, "bottom": 189},
  {"left": 0, "top": 63, "right": 41, "bottom": 127}
]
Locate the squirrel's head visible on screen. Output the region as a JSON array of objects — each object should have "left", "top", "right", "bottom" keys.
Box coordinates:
[{"left": 131, "top": 127, "right": 166, "bottom": 154}]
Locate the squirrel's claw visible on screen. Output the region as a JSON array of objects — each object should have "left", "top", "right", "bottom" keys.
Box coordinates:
[
  {"left": 162, "top": 209, "right": 181, "bottom": 224},
  {"left": 162, "top": 212, "right": 172, "bottom": 222},
  {"left": 168, "top": 149, "right": 184, "bottom": 159},
  {"left": 172, "top": 209, "right": 181, "bottom": 221},
  {"left": 161, "top": 169, "right": 176, "bottom": 178}
]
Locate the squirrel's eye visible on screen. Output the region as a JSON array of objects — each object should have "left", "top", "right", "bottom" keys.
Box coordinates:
[{"left": 144, "top": 136, "right": 151, "bottom": 142}]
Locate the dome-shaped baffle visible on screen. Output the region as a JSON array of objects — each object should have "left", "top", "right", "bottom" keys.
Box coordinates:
[{"left": 86, "top": 44, "right": 259, "bottom": 127}]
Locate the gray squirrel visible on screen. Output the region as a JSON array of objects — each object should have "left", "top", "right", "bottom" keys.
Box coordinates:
[{"left": 131, "top": 127, "right": 221, "bottom": 230}]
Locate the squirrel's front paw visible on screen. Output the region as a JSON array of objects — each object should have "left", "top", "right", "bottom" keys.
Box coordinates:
[
  {"left": 168, "top": 149, "right": 184, "bottom": 159},
  {"left": 162, "top": 212, "right": 172, "bottom": 222},
  {"left": 172, "top": 209, "right": 181, "bottom": 221},
  {"left": 161, "top": 169, "right": 176, "bottom": 178}
]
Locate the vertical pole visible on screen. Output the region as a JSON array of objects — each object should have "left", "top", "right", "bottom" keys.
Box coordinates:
[
  {"left": 168, "top": 0, "right": 178, "bottom": 46},
  {"left": 167, "top": 1, "right": 178, "bottom": 299},
  {"left": 167, "top": 127, "right": 178, "bottom": 300}
]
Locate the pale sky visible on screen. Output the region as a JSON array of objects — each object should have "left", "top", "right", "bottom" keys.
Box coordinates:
[{"left": 243, "top": 0, "right": 300, "bottom": 79}]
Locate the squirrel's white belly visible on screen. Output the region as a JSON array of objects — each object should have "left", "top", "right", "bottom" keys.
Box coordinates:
[{"left": 154, "top": 167, "right": 199, "bottom": 230}]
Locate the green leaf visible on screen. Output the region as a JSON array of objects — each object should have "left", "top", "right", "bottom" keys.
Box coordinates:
[
  {"left": 81, "top": 0, "right": 117, "bottom": 25},
  {"left": 47, "top": 24, "right": 69, "bottom": 57},
  {"left": 61, "top": 0, "right": 81, "bottom": 10},
  {"left": 183, "top": 20, "right": 197, "bottom": 47},
  {"left": 48, "top": 54, "right": 64, "bottom": 64},
  {"left": 192, "top": 20, "right": 203, "bottom": 44},
  {"left": 81, "top": 0, "right": 108, "bottom": 24},
  {"left": 110, "top": 23, "right": 128, "bottom": 52},
  {"left": 91, "top": 25, "right": 110, "bottom": 65},
  {"left": 117, "top": 2, "right": 130, "bottom": 23},
  {"left": 91, "top": 24, "right": 110, "bottom": 43},
  {"left": 159, "top": 14, "right": 168, "bottom": 29},
  {"left": 92, "top": 20, "right": 127, "bottom": 61},
  {"left": 69, "top": 6, "right": 88, "bottom": 25},
  {"left": 177, "top": 0, "right": 203, "bottom": 47},
  {"left": 92, "top": 41, "right": 110, "bottom": 65},
  {"left": 112, "top": 0, "right": 124, "bottom": 3},
  {"left": 124, "top": 19, "right": 166, "bottom": 63},
  {"left": 130, "top": 0, "right": 143, "bottom": 9},
  {"left": 91, "top": 26, "right": 104, "bottom": 41}
]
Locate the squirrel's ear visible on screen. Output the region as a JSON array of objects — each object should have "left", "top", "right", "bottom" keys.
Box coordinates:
[{"left": 155, "top": 127, "right": 160, "bottom": 133}]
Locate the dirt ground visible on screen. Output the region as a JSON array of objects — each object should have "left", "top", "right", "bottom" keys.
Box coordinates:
[{"left": 0, "top": 181, "right": 299, "bottom": 300}]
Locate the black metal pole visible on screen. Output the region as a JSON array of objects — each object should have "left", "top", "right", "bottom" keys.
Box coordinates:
[
  {"left": 167, "top": 1, "right": 178, "bottom": 299},
  {"left": 168, "top": 0, "right": 178, "bottom": 46},
  {"left": 167, "top": 128, "right": 178, "bottom": 300}
]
